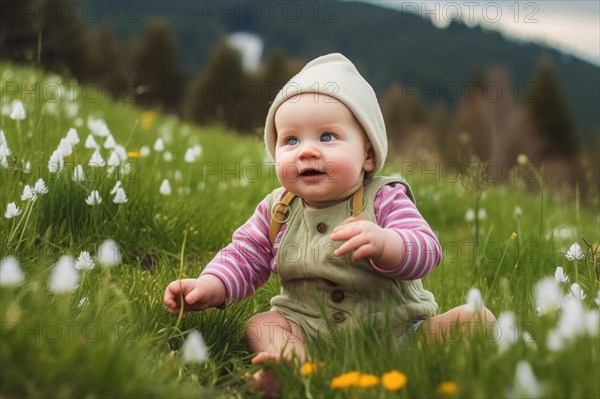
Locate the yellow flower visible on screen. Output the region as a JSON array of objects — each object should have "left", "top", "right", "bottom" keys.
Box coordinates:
[
  {"left": 517, "top": 153, "right": 529, "bottom": 165},
  {"left": 127, "top": 150, "right": 140, "bottom": 159},
  {"left": 381, "top": 370, "right": 407, "bottom": 391},
  {"left": 438, "top": 381, "right": 460, "bottom": 395},
  {"left": 330, "top": 371, "right": 361, "bottom": 390},
  {"left": 357, "top": 373, "right": 379, "bottom": 389},
  {"left": 141, "top": 111, "right": 156, "bottom": 131},
  {"left": 511, "top": 232, "right": 517, "bottom": 240},
  {"left": 301, "top": 362, "right": 321, "bottom": 376}
]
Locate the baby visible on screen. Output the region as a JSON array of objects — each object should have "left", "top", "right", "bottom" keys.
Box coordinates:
[{"left": 164, "top": 53, "right": 494, "bottom": 395}]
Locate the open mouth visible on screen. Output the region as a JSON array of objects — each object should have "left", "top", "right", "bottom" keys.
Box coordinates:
[{"left": 300, "top": 169, "right": 325, "bottom": 177}]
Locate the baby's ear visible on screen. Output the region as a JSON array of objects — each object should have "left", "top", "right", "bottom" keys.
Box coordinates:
[{"left": 363, "top": 142, "right": 376, "bottom": 173}]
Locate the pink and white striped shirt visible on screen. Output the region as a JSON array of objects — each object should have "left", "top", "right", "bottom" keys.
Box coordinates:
[{"left": 201, "top": 183, "right": 441, "bottom": 303}]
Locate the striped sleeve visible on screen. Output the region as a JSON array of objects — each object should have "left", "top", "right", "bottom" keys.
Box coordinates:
[
  {"left": 371, "top": 183, "right": 441, "bottom": 280},
  {"left": 200, "top": 195, "right": 273, "bottom": 303}
]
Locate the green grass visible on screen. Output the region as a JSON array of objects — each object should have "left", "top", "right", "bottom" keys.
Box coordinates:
[{"left": 1, "top": 62, "right": 599, "bottom": 398}]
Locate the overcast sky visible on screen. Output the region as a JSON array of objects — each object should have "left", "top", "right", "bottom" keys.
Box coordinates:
[{"left": 367, "top": 1, "right": 600, "bottom": 65}]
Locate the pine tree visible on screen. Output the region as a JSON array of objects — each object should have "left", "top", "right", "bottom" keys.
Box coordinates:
[
  {"left": 523, "top": 58, "right": 579, "bottom": 158},
  {"left": 130, "top": 19, "right": 185, "bottom": 112}
]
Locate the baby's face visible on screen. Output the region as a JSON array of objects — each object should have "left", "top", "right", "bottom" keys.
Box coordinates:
[{"left": 274, "top": 93, "right": 375, "bottom": 208}]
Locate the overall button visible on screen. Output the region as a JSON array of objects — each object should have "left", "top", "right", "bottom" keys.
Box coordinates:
[
  {"left": 331, "top": 289, "right": 345, "bottom": 303},
  {"left": 316, "top": 222, "right": 328, "bottom": 233},
  {"left": 332, "top": 311, "right": 345, "bottom": 323}
]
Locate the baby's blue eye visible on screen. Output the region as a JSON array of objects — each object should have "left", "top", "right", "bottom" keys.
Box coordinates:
[
  {"left": 285, "top": 137, "right": 299, "bottom": 145},
  {"left": 321, "top": 132, "right": 335, "bottom": 142}
]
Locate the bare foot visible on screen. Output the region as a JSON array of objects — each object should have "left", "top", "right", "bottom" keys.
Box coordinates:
[{"left": 247, "top": 352, "right": 289, "bottom": 398}]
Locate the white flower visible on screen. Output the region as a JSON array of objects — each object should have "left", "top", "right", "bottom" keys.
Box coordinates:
[
  {"left": 4, "top": 202, "right": 22, "bottom": 219},
  {"left": 112, "top": 187, "right": 128, "bottom": 204},
  {"left": 65, "top": 103, "right": 79, "bottom": 118},
  {"left": 514, "top": 361, "right": 543, "bottom": 399},
  {"left": 594, "top": 290, "right": 600, "bottom": 306},
  {"left": 139, "top": 145, "right": 151, "bottom": 157},
  {"left": 163, "top": 151, "right": 173, "bottom": 162},
  {"left": 57, "top": 138, "right": 73, "bottom": 157},
  {"left": 74, "top": 251, "right": 95, "bottom": 270},
  {"left": 104, "top": 135, "right": 117, "bottom": 149},
  {"left": 465, "top": 208, "right": 475, "bottom": 222},
  {"left": 110, "top": 180, "right": 122, "bottom": 195},
  {"left": 568, "top": 282, "right": 587, "bottom": 300},
  {"left": 77, "top": 296, "right": 89, "bottom": 309},
  {"left": 184, "top": 148, "right": 196, "bottom": 163},
  {"left": 85, "top": 190, "right": 102, "bottom": 206},
  {"left": 48, "top": 255, "right": 79, "bottom": 293},
  {"left": 48, "top": 150, "right": 64, "bottom": 173},
  {"left": 114, "top": 145, "right": 128, "bottom": 162},
  {"left": 477, "top": 208, "right": 487, "bottom": 220},
  {"left": 192, "top": 144, "right": 203, "bottom": 157},
  {"left": 0, "top": 256, "right": 24, "bottom": 286},
  {"left": 33, "top": 178, "right": 48, "bottom": 195},
  {"left": 0, "top": 129, "right": 6, "bottom": 145},
  {"left": 84, "top": 134, "right": 98, "bottom": 149},
  {"left": 89, "top": 149, "right": 106, "bottom": 167},
  {"left": 97, "top": 239, "right": 121, "bottom": 267},
  {"left": 546, "top": 328, "right": 564, "bottom": 352},
  {"left": 584, "top": 310, "right": 599, "bottom": 337},
  {"left": 159, "top": 179, "right": 172, "bottom": 195},
  {"left": 0, "top": 143, "right": 10, "bottom": 158},
  {"left": 9, "top": 100, "right": 26, "bottom": 120},
  {"left": 87, "top": 117, "right": 110, "bottom": 137},
  {"left": 557, "top": 296, "right": 586, "bottom": 339},
  {"left": 565, "top": 242, "right": 585, "bottom": 261},
  {"left": 181, "top": 330, "right": 209, "bottom": 363},
  {"left": 65, "top": 128, "right": 79, "bottom": 146},
  {"left": 513, "top": 206, "right": 522, "bottom": 218},
  {"left": 153, "top": 138, "right": 165, "bottom": 152},
  {"left": 496, "top": 311, "right": 517, "bottom": 352},
  {"left": 534, "top": 277, "right": 562, "bottom": 315},
  {"left": 23, "top": 161, "right": 31, "bottom": 173},
  {"left": 466, "top": 287, "right": 484, "bottom": 312},
  {"left": 107, "top": 151, "right": 120, "bottom": 168},
  {"left": 72, "top": 164, "right": 86, "bottom": 182},
  {"left": 174, "top": 170, "right": 183, "bottom": 182},
  {"left": 21, "top": 185, "right": 37, "bottom": 202},
  {"left": 554, "top": 266, "right": 569, "bottom": 284}
]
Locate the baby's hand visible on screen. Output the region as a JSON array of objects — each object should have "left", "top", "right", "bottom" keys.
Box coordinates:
[
  {"left": 330, "top": 215, "right": 386, "bottom": 262},
  {"left": 163, "top": 275, "right": 226, "bottom": 317}
]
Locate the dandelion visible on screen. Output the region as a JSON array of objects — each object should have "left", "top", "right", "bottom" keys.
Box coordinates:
[
  {"left": 5, "top": 202, "right": 22, "bottom": 219},
  {"left": 496, "top": 311, "right": 517, "bottom": 352},
  {"left": 0, "top": 256, "right": 24, "bottom": 286},
  {"left": 89, "top": 149, "right": 106, "bottom": 167},
  {"left": 514, "top": 361, "right": 543, "bottom": 399},
  {"left": 84, "top": 134, "right": 98, "bottom": 149},
  {"left": 21, "top": 185, "right": 37, "bottom": 202},
  {"left": 330, "top": 371, "right": 361, "bottom": 390},
  {"left": 85, "top": 190, "right": 102, "bottom": 206},
  {"left": 153, "top": 137, "right": 165, "bottom": 152},
  {"left": 181, "top": 330, "right": 209, "bottom": 363},
  {"left": 357, "top": 373, "right": 379, "bottom": 389},
  {"left": 72, "top": 164, "right": 85, "bottom": 182},
  {"left": 64, "top": 128, "right": 80, "bottom": 145},
  {"left": 9, "top": 100, "right": 26, "bottom": 120},
  {"left": 74, "top": 251, "right": 95, "bottom": 270},
  {"left": 48, "top": 150, "right": 64, "bottom": 173},
  {"left": 438, "top": 381, "right": 460, "bottom": 395},
  {"left": 48, "top": 255, "right": 79, "bottom": 293},
  {"left": 33, "top": 178, "right": 48, "bottom": 195},
  {"left": 565, "top": 242, "right": 585, "bottom": 260},
  {"left": 112, "top": 187, "right": 128, "bottom": 204},
  {"left": 466, "top": 287, "right": 484, "bottom": 312},
  {"left": 465, "top": 208, "right": 475, "bottom": 222},
  {"left": 534, "top": 277, "right": 562, "bottom": 315},
  {"left": 568, "top": 283, "right": 586, "bottom": 300},
  {"left": 554, "top": 266, "right": 569, "bottom": 283},
  {"left": 381, "top": 370, "right": 407, "bottom": 391},
  {"left": 159, "top": 179, "right": 172, "bottom": 195},
  {"left": 97, "top": 239, "right": 121, "bottom": 267}
]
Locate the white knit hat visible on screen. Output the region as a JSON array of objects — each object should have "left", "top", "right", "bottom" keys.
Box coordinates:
[{"left": 264, "top": 53, "right": 388, "bottom": 175}]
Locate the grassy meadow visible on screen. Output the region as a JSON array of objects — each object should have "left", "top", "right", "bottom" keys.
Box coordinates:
[{"left": 1, "top": 62, "right": 599, "bottom": 398}]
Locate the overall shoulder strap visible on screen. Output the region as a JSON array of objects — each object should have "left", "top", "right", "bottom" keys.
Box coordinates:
[{"left": 269, "top": 191, "right": 296, "bottom": 245}]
